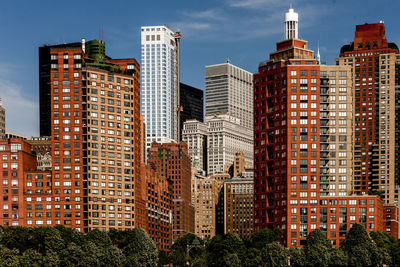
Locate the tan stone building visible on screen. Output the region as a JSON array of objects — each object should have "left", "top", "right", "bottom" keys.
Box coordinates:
[
  {"left": 319, "top": 65, "right": 353, "bottom": 197},
  {"left": 223, "top": 177, "right": 253, "bottom": 238},
  {"left": 27, "top": 137, "right": 52, "bottom": 171},
  {"left": 191, "top": 170, "right": 228, "bottom": 239}
]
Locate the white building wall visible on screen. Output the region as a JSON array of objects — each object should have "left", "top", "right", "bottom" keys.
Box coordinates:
[
  {"left": 141, "top": 26, "right": 177, "bottom": 151},
  {"left": 206, "top": 114, "right": 253, "bottom": 175}
]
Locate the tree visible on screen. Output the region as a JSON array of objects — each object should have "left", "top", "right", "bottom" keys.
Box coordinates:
[
  {"left": 100, "top": 245, "right": 126, "bottom": 267},
  {"left": 0, "top": 246, "right": 20, "bottom": 267},
  {"left": 341, "top": 224, "right": 384, "bottom": 267},
  {"left": 0, "top": 226, "right": 32, "bottom": 252},
  {"left": 31, "top": 227, "right": 65, "bottom": 254},
  {"left": 242, "top": 248, "right": 262, "bottom": 267},
  {"left": 80, "top": 241, "right": 102, "bottom": 267},
  {"left": 287, "top": 247, "right": 306, "bottom": 267},
  {"left": 304, "top": 230, "right": 332, "bottom": 267},
  {"left": 169, "top": 249, "right": 189, "bottom": 267},
  {"left": 370, "top": 231, "right": 400, "bottom": 266},
  {"left": 55, "top": 225, "right": 85, "bottom": 245},
  {"left": 19, "top": 249, "right": 43, "bottom": 267},
  {"left": 158, "top": 249, "right": 171, "bottom": 266},
  {"left": 206, "top": 234, "right": 245, "bottom": 267},
  {"left": 59, "top": 242, "right": 85, "bottom": 267},
  {"left": 41, "top": 250, "right": 60, "bottom": 267},
  {"left": 222, "top": 253, "right": 241, "bottom": 267},
  {"left": 86, "top": 229, "right": 113, "bottom": 248},
  {"left": 191, "top": 255, "right": 208, "bottom": 267},
  {"left": 249, "top": 228, "right": 281, "bottom": 250},
  {"left": 328, "top": 247, "right": 347, "bottom": 267},
  {"left": 261, "top": 242, "right": 289, "bottom": 267},
  {"left": 121, "top": 228, "right": 158, "bottom": 267}
]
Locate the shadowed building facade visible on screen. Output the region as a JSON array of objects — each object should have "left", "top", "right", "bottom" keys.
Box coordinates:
[{"left": 148, "top": 142, "right": 194, "bottom": 242}]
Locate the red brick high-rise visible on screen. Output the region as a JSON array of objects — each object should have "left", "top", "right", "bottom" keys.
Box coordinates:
[
  {"left": 0, "top": 139, "right": 36, "bottom": 226},
  {"left": 35, "top": 39, "right": 142, "bottom": 232},
  {"left": 338, "top": 22, "right": 400, "bottom": 238},
  {"left": 253, "top": 8, "right": 385, "bottom": 246},
  {"left": 148, "top": 142, "right": 194, "bottom": 242}
]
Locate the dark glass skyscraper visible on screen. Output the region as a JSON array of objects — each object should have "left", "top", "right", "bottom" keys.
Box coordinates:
[{"left": 179, "top": 82, "right": 204, "bottom": 139}]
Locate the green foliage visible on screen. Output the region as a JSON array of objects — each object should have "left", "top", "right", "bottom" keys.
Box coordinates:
[
  {"left": 328, "top": 247, "right": 347, "bottom": 267},
  {"left": 342, "top": 224, "right": 383, "bottom": 267},
  {"left": 19, "top": 249, "right": 43, "bottom": 267},
  {"left": 222, "top": 253, "right": 241, "bottom": 267},
  {"left": 261, "top": 242, "right": 289, "bottom": 267},
  {"left": 304, "top": 230, "right": 331, "bottom": 267},
  {"left": 86, "top": 229, "right": 112, "bottom": 248},
  {"left": 206, "top": 234, "right": 245, "bottom": 267},
  {"left": 0, "top": 226, "right": 158, "bottom": 267},
  {"left": 242, "top": 248, "right": 262, "bottom": 267},
  {"left": 167, "top": 226, "right": 400, "bottom": 267},
  {"left": 1, "top": 225, "right": 400, "bottom": 267},
  {"left": 250, "top": 228, "right": 281, "bottom": 250},
  {"left": 370, "top": 231, "right": 400, "bottom": 265},
  {"left": 121, "top": 228, "right": 158, "bottom": 267},
  {"left": 0, "top": 246, "right": 20, "bottom": 267},
  {"left": 287, "top": 247, "right": 306, "bottom": 267}
]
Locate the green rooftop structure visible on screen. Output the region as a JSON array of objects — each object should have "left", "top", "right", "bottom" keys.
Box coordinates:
[{"left": 85, "top": 40, "right": 121, "bottom": 73}]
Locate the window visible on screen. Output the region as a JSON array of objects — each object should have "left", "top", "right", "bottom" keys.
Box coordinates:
[{"left": 300, "top": 78, "right": 307, "bottom": 84}]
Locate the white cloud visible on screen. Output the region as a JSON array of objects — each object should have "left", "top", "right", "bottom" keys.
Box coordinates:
[
  {"left": 170, "top": 1, "right": 329, "bottom": 41},
  {"left": 0, "top": 64, "right": 38, "bottom": 137},
  {"left": 228, "top": 0, "right": 290, "bottom": 9},
  {"left": 179, "top": 9, "right": 225, "bottom": 21}
]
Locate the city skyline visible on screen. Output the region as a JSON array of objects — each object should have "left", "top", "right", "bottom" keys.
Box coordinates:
[
  {"left": 0, "top": 3, "right": 400, "bottom": 256},
  {"left": 1, "top": 0, "right": 400, "bottom": 137}
]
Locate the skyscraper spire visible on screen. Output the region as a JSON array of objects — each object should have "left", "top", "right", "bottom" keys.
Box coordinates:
[
  {"left": 284, "top": 7, "right": 298, "bottom": 40},
  {"left": 316, "top": 42, "right": 321, "bottom": 64}
]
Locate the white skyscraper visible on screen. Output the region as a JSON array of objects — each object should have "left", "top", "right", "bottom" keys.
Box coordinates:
[{"left": 140, "top": 26, "right": 180, "bottom": 153}]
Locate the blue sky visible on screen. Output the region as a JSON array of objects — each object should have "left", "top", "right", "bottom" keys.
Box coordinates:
[{"left": 0, "top": 0, "right": 399, "bottom": 137}]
